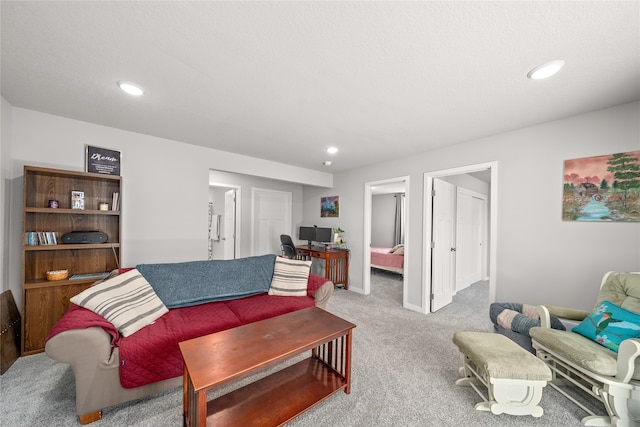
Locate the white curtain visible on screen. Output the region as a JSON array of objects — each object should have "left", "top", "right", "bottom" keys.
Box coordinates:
[{"left": 393, "top": 193, "right": 405, "bottom": 245}]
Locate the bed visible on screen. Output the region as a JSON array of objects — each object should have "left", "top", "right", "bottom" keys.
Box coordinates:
[{"left": 371, "top": 245, "right": 404, "bottom": 275}]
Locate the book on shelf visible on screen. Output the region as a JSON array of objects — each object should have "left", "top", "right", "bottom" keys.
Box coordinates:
[
  {"left": 69, "top": 272, "right": 110, "bottom": 281},
  {"left": 111, "top": 192, "right": 120, "bottom": 211},
  {"left": 25, "top": 231, "right": 58, "bottom": 246}
]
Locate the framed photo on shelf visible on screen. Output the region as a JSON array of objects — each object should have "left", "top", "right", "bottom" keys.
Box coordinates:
[
  {"left": 85, "top": 145, "right": 121, "bottom": 176},
  {"left": 71, "top": 191, "right": 84, "bottom": 210}
]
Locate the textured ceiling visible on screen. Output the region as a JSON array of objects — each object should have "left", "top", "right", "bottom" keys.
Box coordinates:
[{"left": 2, "top": 1, "right": 639, "bottom": 173}]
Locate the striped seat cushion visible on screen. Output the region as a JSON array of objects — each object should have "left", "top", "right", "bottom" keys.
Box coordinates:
[
  {"left": 268, "top": 257, "right": 312, "bottom": 297},
  {"left": 70, "top": 268, "right": 168, "bottom": 337}
]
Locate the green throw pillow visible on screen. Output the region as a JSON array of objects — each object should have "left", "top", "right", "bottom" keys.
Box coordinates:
[{"left": 572, "top": 300, "right": 640, "bottom": 352}]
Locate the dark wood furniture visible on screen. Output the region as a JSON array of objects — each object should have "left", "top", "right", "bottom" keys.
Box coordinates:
[
  {"left": 296, "top": 246, "right": 349, "bottom": 289},
  {"left": 179, "top": 307, "right": 355, "bottom": 427},
  {"left": 21, "top": 166, "right": 121, "bottom": 354}
]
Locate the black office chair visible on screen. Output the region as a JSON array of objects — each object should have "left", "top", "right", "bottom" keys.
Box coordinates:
[{"left": 280, "top": 234, "right": 297, "bottom": 259}]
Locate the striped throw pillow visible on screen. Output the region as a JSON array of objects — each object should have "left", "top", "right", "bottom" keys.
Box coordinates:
[
  {"left": 268, "top": 257, "right": 312, "bottom": 297},
  {"left": 70, "top": 268, "right": 168, "bottom": 337}
]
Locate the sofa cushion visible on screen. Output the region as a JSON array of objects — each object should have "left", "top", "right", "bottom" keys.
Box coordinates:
[
  {"left": 137, "top": 254, "right": 276, "bottom": 308},
  {"left": 224, "top": 293, "right": 315, "bottom": 324},
  {"left": 572, "top": 301, "right": 640, "bottom": 352},
  {"left": 268, "top": 257, "right": 311, "bottom": 297},
  {"left": 70, "top": 268, "right": 168, "bottom": 337},
  {"left": 118, "top": 299, "right": 243, "bottom": 388}
]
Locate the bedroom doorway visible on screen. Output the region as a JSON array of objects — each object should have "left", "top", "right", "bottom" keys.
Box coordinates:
[{"left": 363, "top": 176, "right": 409, "bottom": 307}]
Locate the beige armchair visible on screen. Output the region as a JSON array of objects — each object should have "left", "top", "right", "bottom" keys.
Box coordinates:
[{"left": 530, "top": 272, "right": 640, "bottom": 427}]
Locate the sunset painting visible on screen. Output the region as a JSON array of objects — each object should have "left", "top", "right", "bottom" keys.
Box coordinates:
[{"left": 563, "top": 150, "right": 640, "bottom": 222}]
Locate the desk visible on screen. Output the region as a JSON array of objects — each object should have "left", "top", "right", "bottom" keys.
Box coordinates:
[{"left": 296, "top": 246, "right": 349, "bottom": 289}]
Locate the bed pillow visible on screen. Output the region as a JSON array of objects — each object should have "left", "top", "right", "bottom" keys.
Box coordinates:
[
  {"left": 572, "top": 300, "right": 640, "bottom": 352},
  {"left": 70, "top": 268, "right": 168, "bottom": 337},
  {"left": 268, "top": 257, "right": 312, "bottom": 297},
  {"left": 393, "top": 246, "right": 405, "bottom": 255},
  {"left": 389, "top": 244, "right": 403, "bottom": 253}
]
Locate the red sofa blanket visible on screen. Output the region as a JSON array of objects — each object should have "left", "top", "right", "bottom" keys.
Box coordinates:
[{"left": 47, "top": 273, "right": 326, "bottom": 389}]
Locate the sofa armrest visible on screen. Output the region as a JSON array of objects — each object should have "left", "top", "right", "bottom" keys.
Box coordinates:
[
  {"left": 617, "top": 338, "right": 640, "bottom": 383},
  {"left": 537, "top": 305, "right": 590, "bottom": 328},
  {"left": 313, "top": 280, "right": 334, "bottom": 310}
]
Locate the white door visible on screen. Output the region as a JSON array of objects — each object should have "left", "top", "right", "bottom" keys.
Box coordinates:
[
  {"left": 252, "top": 189, "right": 291, "bottom": 256},
  {"left": 223, "top": 189, "right": 236, "bottom": 259},
  {"left": 431, "top": 178, "right": 455, "bottom": 311}
]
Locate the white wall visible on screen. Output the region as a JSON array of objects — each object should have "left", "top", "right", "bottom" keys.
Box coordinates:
[
  {"left": 1, "top": 97, "right": 13, "bottom": 298},
  {"left": 303, "top": 102, "right": 640, "bottom": 312},
  {"left": 5, "top": 106, "right": 331, "bottom": 312},
  {"left": 371, "top": 194, "right": 397, "bottom": 247}
]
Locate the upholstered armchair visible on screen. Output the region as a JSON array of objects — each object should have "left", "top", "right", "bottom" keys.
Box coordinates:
[{"left": 530, "top": 272, "right": 640, "bottom": 427}]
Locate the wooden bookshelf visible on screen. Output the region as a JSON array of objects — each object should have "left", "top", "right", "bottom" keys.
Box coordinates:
[{"left": 21, "top": 166, "right": 122, "bottom": 355}]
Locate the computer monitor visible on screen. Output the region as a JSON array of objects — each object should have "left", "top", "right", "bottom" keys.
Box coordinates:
[
  {"left": 315, "top": 227, "right": 333, "bottom": 243},
  {"left": 298, "top": 226, "right": 316, "bottom": 246}
]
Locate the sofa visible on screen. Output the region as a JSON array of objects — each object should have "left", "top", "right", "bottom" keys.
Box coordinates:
[
  {"left": 45, "top": 254, "right": 334, "bottom": 424},
  {"left": 530, "top": 272, "right": 640, "bottom": 427}
]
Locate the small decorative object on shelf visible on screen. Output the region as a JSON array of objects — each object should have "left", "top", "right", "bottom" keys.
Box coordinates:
[
  {"left": 72, "top": 191, "right": 85, "bottom": 210},
  {"left": 48, "top": 199, "right": 59, "bottom": 208},
  {"left": 46, "top": 269, "right": 69, "bottom": 281},
  {"left": 99, "top": 202, "right": 109, "bottom": 211}
]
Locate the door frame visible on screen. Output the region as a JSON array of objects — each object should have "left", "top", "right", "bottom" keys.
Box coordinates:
[
  {"left": 363, "top": 176, "right": 410, "bottom": 307},
  {"left": 423, "top": 162, "right": 498, "bottom": 313}
]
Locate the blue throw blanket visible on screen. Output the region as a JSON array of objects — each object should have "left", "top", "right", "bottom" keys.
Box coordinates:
[{"left": 136, "top": 254, "right": 276, "bottom": 309}]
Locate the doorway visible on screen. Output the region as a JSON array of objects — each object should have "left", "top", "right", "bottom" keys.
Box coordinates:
[
  {"left": 363, "top": 176, "right": 409, "bottom": 307},
  {"left": 209, "top": 183, "right": 241, "bottom": 260},
  {"left": 423, "top": 162, "right": 497, "bottom": 313}
]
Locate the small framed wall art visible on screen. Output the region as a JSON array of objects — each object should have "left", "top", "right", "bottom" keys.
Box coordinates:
[
  {"left": 86, "top": 145, "right": 121, "bottom": 176},
  {"left": 562, "top": 150, "right": 640, "bottom": 222},
  {"left": 321, "top": 195, "right": 340, "bottom": 218}
]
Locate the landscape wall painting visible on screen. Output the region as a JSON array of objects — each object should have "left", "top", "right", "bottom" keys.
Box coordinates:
[{"left": 563, "top": 150, "right": 640, "bottom": 222}]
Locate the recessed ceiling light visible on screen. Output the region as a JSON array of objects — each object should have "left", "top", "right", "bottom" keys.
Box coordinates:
[
  {"left": 323, "top": 161, "right": 332, "bottom": 166},
  {"left": 527, "top": 60, "right": 565, "bottom": 80},
  {"left": 117, "top": 81, "right": 144, "bottom": 96},
  {"left": 326, "top": 147, "right": 338, "bottom": 155}
]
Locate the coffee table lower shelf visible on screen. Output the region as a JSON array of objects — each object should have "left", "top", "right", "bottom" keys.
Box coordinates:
[{"left": 201, "top": 357, "right": 347, "bottom": 426}]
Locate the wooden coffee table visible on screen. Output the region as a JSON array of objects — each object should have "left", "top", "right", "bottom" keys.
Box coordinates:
[{"left": 179, "top": 307, "right": 356, "bottom": 427}]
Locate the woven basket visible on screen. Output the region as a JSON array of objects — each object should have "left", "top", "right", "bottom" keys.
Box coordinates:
[{"left": 46, "top": 269, "right": 68, "bottom": 281}]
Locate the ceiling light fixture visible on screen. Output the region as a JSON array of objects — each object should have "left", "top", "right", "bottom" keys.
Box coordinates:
[
  {"left": 326, "top": 147, "right": 338, "bottom": 155},
  {"left": 323, "top": 161, "right": 332, "bottom": 166},
  {"left": 527, "top": 60, "right": 565, "bottom": 80},
  {"left": 117, "top": 81, "right": 145, "bottom": 96}
]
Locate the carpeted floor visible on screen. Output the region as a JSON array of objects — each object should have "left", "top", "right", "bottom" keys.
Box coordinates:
[{"left": 0, "top": 271, "right": 605, "bottom": 426}]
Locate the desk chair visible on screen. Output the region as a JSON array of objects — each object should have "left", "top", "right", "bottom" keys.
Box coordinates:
[{"left": 280, "top": 234, "right": 298, "bottom": 259}]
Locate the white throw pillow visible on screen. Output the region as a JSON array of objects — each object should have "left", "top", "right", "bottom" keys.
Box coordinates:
[
  {"left": 70, "top": 268, "right": 168, "bottom": 337},
  {"left": 268, "top": 257, "right": 312, "bottom": 297}
]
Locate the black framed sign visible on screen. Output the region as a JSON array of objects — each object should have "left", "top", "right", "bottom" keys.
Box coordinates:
[{"left": 85, "top": 145, "right": 121, "bottom": 176}]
